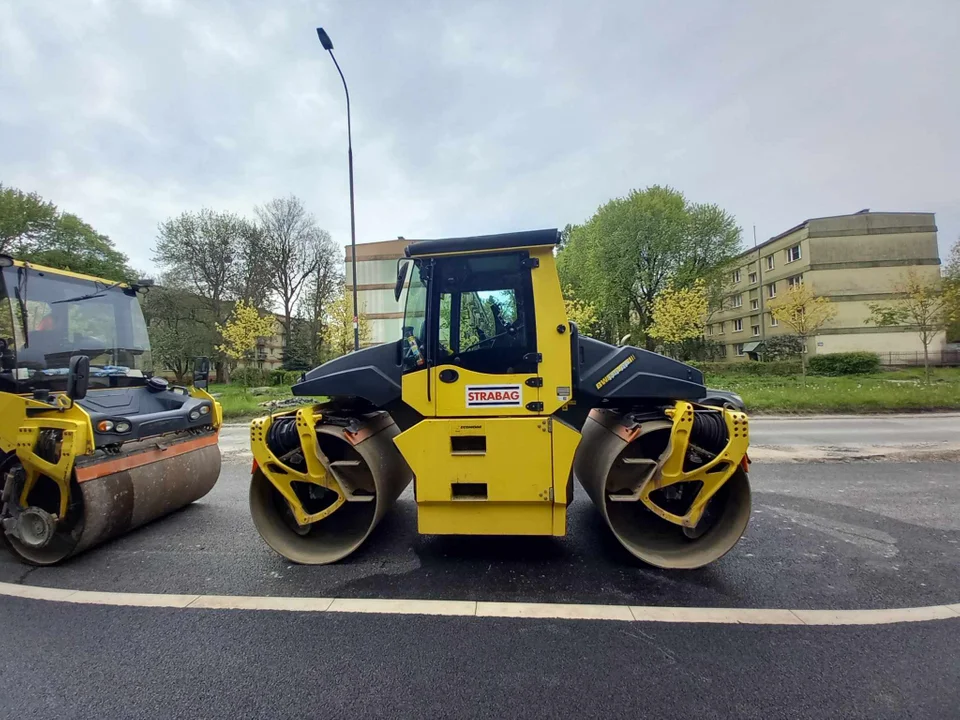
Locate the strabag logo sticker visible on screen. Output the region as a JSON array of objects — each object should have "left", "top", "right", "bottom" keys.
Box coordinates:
[
  {"left": 595, "top": 354, "right": 636, "bottom": 390},
  {"left": 465, "top": 384, "right": 523, "bottom": 407}
]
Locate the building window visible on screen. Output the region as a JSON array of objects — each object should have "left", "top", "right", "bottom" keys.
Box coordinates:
[
  {"left": 767, "top": 282, "right": 777, "bottom": 298},
  {"left": 766, "top": 255, "right": 775, "bottom": 271},
  {"left": 718, "top": 322, "right": 724, "bottom": 334},
  {"left": 733, "top": 318, "right": 743, "bottom": 332},
  {"left": 788, "top": 274, "right": 803, "bottom": 288},
  {"left": 707, "top": 324, "right": 713, "bottom": 336},
  {"left": 748, "top": 272, "right": 758, "bottom": 284},
  {"left": 750, "top": 298, "right": 759, "bottom": 311},
  {"left": 785, "top": 244, "right": 801, "bottom": 263},
  {"left": 735, "top": 343, "right": 745, "bottom": 356},
  {"left": 770, "top": 313, "right": 779, "bottom": 327},
  {"left": 732, "top": 269, "right": 741, "bottom": 284},
  {"left": 731, "top": 294, "right": 743, "bottom": 308},
  {"left": 752, "top": 324, "right": 760, "bottom": 337}
]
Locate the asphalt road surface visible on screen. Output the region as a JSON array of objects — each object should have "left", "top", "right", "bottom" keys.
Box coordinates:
[
  {"left": 217, "top": 414, "right": 960, "bottom": 456},
  {"left": 2, "top": 458, "right": 958, "bottom": 718}
]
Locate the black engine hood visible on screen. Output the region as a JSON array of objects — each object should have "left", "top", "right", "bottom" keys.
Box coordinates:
[{"left": 292, "top": 341, "right": 402, "bottom": 407}]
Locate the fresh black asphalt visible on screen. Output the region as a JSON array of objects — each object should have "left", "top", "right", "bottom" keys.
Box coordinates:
[
  {"left": 1, "top": 596, "right": 957, "bottom": 720},
  {"left": 2, "top": 460, "right": 958, "bottom": 719},
  {"left": 2, "top": 462, "right": 958, "bottom": 610}
]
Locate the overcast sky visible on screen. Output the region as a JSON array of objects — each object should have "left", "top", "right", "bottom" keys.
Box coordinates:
[{"left": 2, "top": 0, "right": 958, "bottom": 272}]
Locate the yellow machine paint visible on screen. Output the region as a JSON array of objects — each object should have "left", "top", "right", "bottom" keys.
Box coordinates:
[
  {"left": 0, "top": 257, "right": 223, "bottom": 564},
  {"left": 248, "top": 229, "right": 752, "bottom": 569}
]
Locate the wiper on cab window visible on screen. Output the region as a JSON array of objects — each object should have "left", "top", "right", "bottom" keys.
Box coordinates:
[{"left": 51, "top": 280, "right": 124, "bottom": 305}]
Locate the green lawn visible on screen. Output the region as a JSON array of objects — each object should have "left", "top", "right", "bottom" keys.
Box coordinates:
[
  {"left": 210, "top": 384, "right": 316, "bottom": 421},
  {"left": 704, "top": 367, "right": 960, "bottom": 414},
  {"left": 212, "top": 368, "right": 960, "bottom": 420}
]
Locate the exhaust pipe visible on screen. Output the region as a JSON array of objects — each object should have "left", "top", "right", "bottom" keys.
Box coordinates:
[
  {"left": 249, "top": 413, "right": 411, "bottom": 564},
  {"left": 575, "top": 408, "right": 751, "bottom": 569}
]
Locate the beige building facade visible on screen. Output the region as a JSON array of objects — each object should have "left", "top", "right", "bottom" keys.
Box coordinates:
[
  {"left": 345, "top": 238, "right": 409, "bottom": 346},
  {"left": 708, "top": 211, "right": 943, "bottom": 360}
]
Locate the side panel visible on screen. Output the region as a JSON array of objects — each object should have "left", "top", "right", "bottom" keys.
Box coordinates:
[
  {"left": 432, "top": 366, "right": 538, "bottom": 418},
  {"left": 550, "top": 418, "right": 581, "bottom": 536},
  {"left": 401, "top": 368, "right": 434, "bottom": 417},
  {"left": 529, "top": 247, "right": 574, "bottom": 415},
  {"left": 393, "top": 417, "right": 559, "bottom": 536}
]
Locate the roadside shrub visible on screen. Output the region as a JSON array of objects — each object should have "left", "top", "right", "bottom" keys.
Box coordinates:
[
  {"left": 692, "top": 360, "right": 803, "bottom": 377},
  {"left": 808, "top": 352, "right": 881, "bottom": 376},
  {"left": 760, "top": 334, "right": 805, "bottom": 361},
  {"left": 231, "top": 367, "right": 271, "bottom": 386},
  {"left": 270, "top": 369, "right": 304, "bottom": 386}
]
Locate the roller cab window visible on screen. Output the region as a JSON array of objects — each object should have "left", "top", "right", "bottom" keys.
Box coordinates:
[
  {"left": 0, "top": 265, "right": 152, "bottom": 393},
  {"left": 434, "top": 252, "right": 537, "bottom": 375}
]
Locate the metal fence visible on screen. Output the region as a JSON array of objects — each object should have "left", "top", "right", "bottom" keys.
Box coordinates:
[{"left": 877, "top": 350, "right": 960, "bottom": 367}]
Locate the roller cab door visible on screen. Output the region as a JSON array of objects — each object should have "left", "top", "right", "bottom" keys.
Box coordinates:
[{"left": 431, "top": 252, "right": 540, "bottom": 417}]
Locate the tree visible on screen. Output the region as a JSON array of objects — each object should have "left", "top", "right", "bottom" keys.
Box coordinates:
[
  {"left": 0, "top": 184, "right": 58, "bottom": 255},
  {"left": 562, "top": 287, "right": 600, "bottom": 336},
  {"left": 325, "top": 289, "right": 371, "bottom": 358},
  {"left": 648, "top": 279, "right": 708, "bottom": 348},
  {"left": 768, "top": 283, "right": 837, "bottom": 381},
  {"left": 256, "top": 196, "right": 325, "bottom": 357},
  {"left": 557, "top": 186, "right": 741, "bottom": 348},
  {"left": 945, "top": 237, "right": 960, "bottom": 344},
  {"left": 866, "top": 268, "right": 958, "bottom": 384},
  {"left": 25, "top": 213, "right": 134, "bottom": 281},
  {"left": 297, "top": 228, "right": 343, "bottom": 365},
  {"left": 216, "top": 300, "right": 278, "bottom": 369},
  {"left": 153, "top": 209, "right": 259, "bottom": 382},
  {"left": 141, "top": 279, "right": 217, "bottom": 382}
]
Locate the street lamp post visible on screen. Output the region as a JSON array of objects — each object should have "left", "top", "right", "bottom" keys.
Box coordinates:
[{"left": 316, "top": 26, "right": 360, "bottom": 352}]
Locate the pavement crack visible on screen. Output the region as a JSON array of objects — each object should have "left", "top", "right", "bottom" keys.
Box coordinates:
[
  {"left": 14, "top": 565, "right": 38, "bottom": 585},
  {"left": 620, "top": 628, "right": 678, "bottom": 664}
]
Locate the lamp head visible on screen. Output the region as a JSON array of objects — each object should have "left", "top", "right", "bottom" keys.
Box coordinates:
[{"left": 316, "top": 27, "right": 334, "bottom": 50}]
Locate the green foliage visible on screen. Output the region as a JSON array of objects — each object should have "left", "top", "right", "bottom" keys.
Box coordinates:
[
  {"left": 704, "top": 368, "right": 960, "bottom": 413},
  {"left": 142, "top": 282, "right": 217, "bottom": 382},
  {"left": 760, "top": 334, "right": 805, "bottom": 361},
  {"left": 663, "top": 337, "right": 727, "bottom": 362},
  {"left": 1, "top": 184, "right": 58, "bottom": 254},
  {"left": 557, "top": 185, "right": 741, "bottom": 347},
  {"left": 326, "top": 290, "right": 372, "bottom": 357},
  {"left": 270, "top": 369, "right": 303, "bottom": 386},
  {"left": 217, "top": 300, "right": 277, "bottom": 362},
  {"left": 230, "top": 367, "right": 271, "bottom": 387},
  {"left": 807, "top": 352, "right": 881, "bottom": 376},
  {"left": 648, "top": 279, "right": 708, "bottom": 345},
  {"left": 693, "top": 360, "right": 803, "bottom": 377},
  {"left": 0, "top": 184, "right": 133, "bottom": 281}
]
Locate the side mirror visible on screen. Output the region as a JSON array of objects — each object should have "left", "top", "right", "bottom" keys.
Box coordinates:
[
  {"left": 394, "top": 259, "right": 411, "bottom": 302},
  {"left": 193, "top": 356, "right": 211, "bottom": 390},
  {"left": 67, "top": 355, "right": 90, "bottom": 401}
]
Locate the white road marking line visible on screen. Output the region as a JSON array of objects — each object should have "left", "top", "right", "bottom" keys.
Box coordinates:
[
  {"left": 1, "top": 582, "right": 958, "bottom": 626},
  {"left": 327, "top": 598, "right": 477, "bottom": 616},
  {"left": 188, "top": 595, "right": 335, "bottom": 612},
  {"left": 477, "top": 601, "right": 634, "bottom": 621},
  {"left": 629, "top": 606, "right": 804, "bottom": 625}
]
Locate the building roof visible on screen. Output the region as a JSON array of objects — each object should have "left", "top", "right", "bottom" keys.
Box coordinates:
[{"left": 735, "top": 211, "right": 936, "bottom": 260}]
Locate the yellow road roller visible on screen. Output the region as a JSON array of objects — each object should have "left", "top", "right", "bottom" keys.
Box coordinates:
[
  {"left": 0, "top": 255, "right": 222, "bottom": 564},
  {"left": 249, "top": 229, "right": 750, "bottom": 569}
]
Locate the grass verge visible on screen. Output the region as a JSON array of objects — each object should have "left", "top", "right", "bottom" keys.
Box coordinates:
[
  {"left": 213, "top": 368, "right": 960, "bottom": 419},
  {"left": 703, "top": 368, "right": 960, "bottom": 414},
  {"left": 210, "top": 384, "right": 316, "bottom": 421}
]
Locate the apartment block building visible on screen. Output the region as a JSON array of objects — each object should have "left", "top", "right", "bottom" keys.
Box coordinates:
[
  {"left": 345, "top": 238, "right": 409, "bottom": 346},
  {"left": 707, "top": 211, "right": 942, "bottom": 360}
]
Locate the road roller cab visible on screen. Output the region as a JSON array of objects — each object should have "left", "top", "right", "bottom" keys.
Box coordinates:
[
  {"left": 0, "top": 256, "right": 222, "bottom": 564},
  {"left": 249, "top": 229, "right": 750, "bottom": 569}
]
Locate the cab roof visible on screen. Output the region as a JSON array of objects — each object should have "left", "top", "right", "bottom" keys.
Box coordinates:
[
  {"left": 404, "top": 228, "right": 558, "bottom": 258},
  {"left": 1, "top": 255, "right": 132, "bottom": 288}
]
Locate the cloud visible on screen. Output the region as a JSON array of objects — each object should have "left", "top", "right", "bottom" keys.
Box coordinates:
[{"left": 1, "top": 0, "right": 958, "bottom": 273}]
